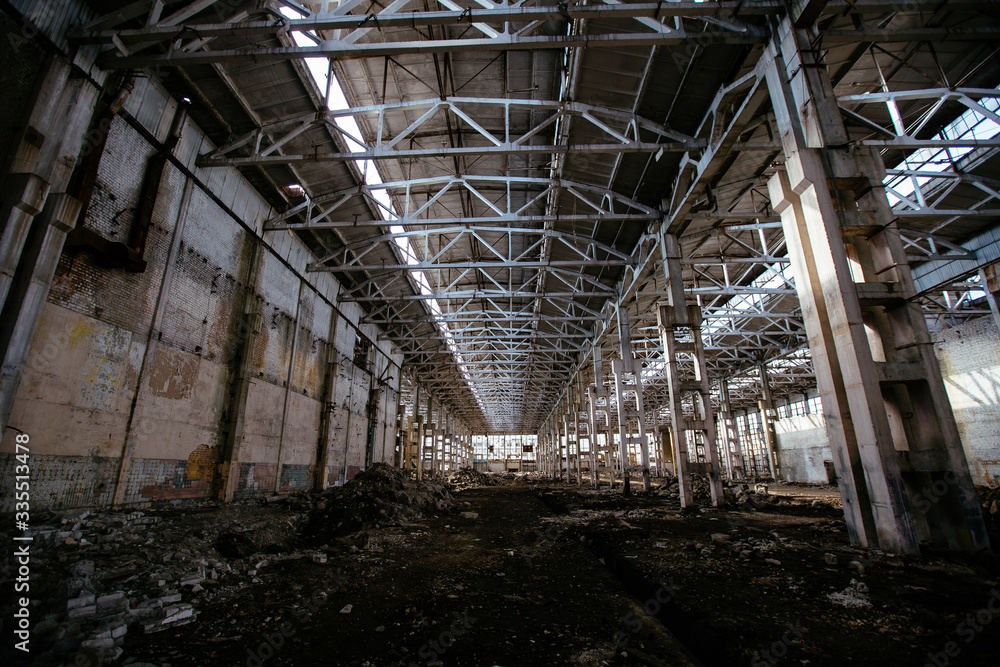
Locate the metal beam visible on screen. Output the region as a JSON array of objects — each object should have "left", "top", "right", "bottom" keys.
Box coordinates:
[
  {"left": 73, "top": 1, "right": 787, "bottom": 47},
  {"left": 265, "top": 174, "right": 662, "bottom": 228},
  {"left": 95, "top": 29, "right": 771, "bottom": 69},
  {"left": 340, "top": 290, "right": 614, "bottom": 302},
  {"left": 309, "top": 259, "right": 634, "bottom": 272}
]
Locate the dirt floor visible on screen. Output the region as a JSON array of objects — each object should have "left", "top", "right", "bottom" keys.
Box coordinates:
[{"left": 5, "top": 473, "right": 1000, "bottom": 667}]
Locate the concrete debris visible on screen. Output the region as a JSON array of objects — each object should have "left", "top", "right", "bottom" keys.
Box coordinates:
[
  {"left": 5, "top": 463, "right": 463, "bottom": 665},
  {"left": 827, "top": 579, "right": 873, "bottom": 608},
  {"left": 710, "top": 533, "right": 731, "bottom": 547},
  {"left": 67, "top": 593, "right": 96, "bottom": 611},
  {"left": 652, "top": 476, "right": 784, "bottom": 509},
  {"left": 447, "top": 467, "right": 522, "bottom": 490},
  {"left": 303, "top": 463, "right": 453, "bottom": 543},
  {"left": 70, "top": 559, "right": 95, "bottom": 578}
]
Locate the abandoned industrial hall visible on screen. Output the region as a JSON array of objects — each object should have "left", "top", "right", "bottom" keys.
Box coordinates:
[{"left": 3, "top": 0, "right": 1000, "bottom": 665}]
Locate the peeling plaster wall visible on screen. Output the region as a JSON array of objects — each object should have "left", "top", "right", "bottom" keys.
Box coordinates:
[{"left": 0, "top": 71, "right": 403, "bottom": 511}]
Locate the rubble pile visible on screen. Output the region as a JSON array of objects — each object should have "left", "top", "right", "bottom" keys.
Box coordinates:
[
  {"left": 4, "top": 464, "right": 455, "bottom": 665},
  {"left": 4, "top": 507, "right": 247, "bottom": 666},
  {"left": 304, "top": 463, "right": 453, "bottom": 543},
  {"left": 448, "top": 467, "right": 510, "bottom": 490},
  {"left": 976, "top": 485, "right": 1000, "bottom": 543},
  {"left": 977, "top": 485, "right": 1000, "bottom": 519},
  {"left": 652, "top": 477, "right": 779, "bottom": 508},
  {"left": 727, "top": 482, "right": 782, "bottom": 510},
  {"left": 212, "top": 510, "right": 303, "bottom": 558}
]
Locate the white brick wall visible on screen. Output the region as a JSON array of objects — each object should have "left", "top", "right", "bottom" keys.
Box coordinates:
[{"left": 935, "top": 316, "right": 1000, "bottom": 485}]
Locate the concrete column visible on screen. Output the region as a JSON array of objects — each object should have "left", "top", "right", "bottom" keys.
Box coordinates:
[
  {"left": 757, "top": 363, "right": 779, "bottom": 480},
  {"left": 980, "top": 264, "right": 1000, "bottom": 333},
  {"left": 445, "top": 413, "right": 453, "bottom": 472},
  {"left": 719, "top": 379, "right": 745, "bottom": 479},
  {"left": 413, "top": 402, "right": 424, "bottom": 479},
  {"left": 764, "top": 18, "right": 988, "bottom": 553},
  {"left": 657, "top": 234, "right": 724, "bottom": 507},
  {"left": 314, "top": 321, "right": 340, "bottom": 491},
  {"left": 549, "top": 415, "right": 557, "bottom": 478},
  {"left": 589, "top": 347, "right": 614, "bottom": 489},
  {"left": 217, "top": 234, "right": 265, "bottom": 500},
  {"left": 657, "top": 427, "right": 672, "bottom": 476},
  {"left": 0, "top": 57, "right": 101, "bottom": 439},
  {"left": 274, "top": 279, "right": 305, "bottom": 491},
  {"left": 613, "top": 308, "right": 651, "bottom": 494},
  {"left": 0, "top": 173, "right": 49, "bottom": 311},
  {"left": 572, "top": 399, "right": 583, "bottom": 485},
  {"left": 584, "top": 381, "right": 598, "bottom": 488},
  {"left": 427, "top": 398, "right": 437, "bottom": 477},
  {"left": 559, "top": 406, "right": 571, "bottom": 482},
  {"left": 0, "top": 193, "right": 82, "bottom": 433}
]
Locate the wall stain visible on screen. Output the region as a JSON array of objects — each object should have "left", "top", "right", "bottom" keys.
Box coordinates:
[
  {"left": 67, "top": 318, "right": 94, "bottom": 348},
  {"left": 139, "top": 445, "right": 218, "bottom": 500},
  {"left": 147, "top": 346, "right": 198, "bottom": 399},
  {"left": 185, "top": 443, "right": 218, "bottom": 481},
  {"left": 80, "top": 324, "right": 132, "bottom": 410}
]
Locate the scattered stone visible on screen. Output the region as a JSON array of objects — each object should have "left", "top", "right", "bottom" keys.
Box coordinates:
[
  {"left": 68, "top": 605, "right": 97, "bottom": 619},
  {"left": 180, "top": 574, "right": 205, "bottom": 587},
  {"left": 70, "top": 560, "right": 95, "bottom": 578},
  {"left": 67, "top": 593, "right": 96, "bottom": 611},
  {"left": 827, "top": 579, "right": 872, "bottom": 608},
  {"left": 339, "top": 604, "right": 353, "bottom": 614},
  {"left": 824, "top": 553, "right": 838, "bottom": 565},
  {"left": 96, "top": 592, "right": 128, "bottom": 617},
  {"left": 460, "top": 512, "right": 480, "bottom": 520},
  {"left": 162, "top": 604, "right": 195, "bottom": 624}
]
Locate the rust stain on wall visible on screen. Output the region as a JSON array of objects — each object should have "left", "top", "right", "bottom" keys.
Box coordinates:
[
  {"left": 185, "top": 444, "right": 218, "bottom": 480},
  {"left": 139, "top": 445, "right": 219, "bottom": 500},
  {"left": 147, "top": 346, "right": 198, "bottom": 399}
]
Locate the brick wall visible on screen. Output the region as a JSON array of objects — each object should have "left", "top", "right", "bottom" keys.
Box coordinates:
[{"left": 935, "top": 316, "right": 1000, "bottom": 486}]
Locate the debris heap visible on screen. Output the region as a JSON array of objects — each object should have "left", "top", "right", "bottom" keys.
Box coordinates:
[
  {"left": 4, "top": 463, "right": 454, "bottom": 666},
  {"left": 303, "top": 463, "right": 453, "bottom": 543},
  {"left": 448, "top": 467, "right": 508, "bottom": 490}
]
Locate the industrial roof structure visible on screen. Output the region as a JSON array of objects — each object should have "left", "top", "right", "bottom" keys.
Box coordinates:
[{"left": 69, "top": 0, "right": 1000, "bottom": 437}]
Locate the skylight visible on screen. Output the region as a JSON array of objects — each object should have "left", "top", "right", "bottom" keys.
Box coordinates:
[
  {"left": 884, "top": 90, "right": 1000, "bottom": 207},
  {"left": 280, "top": 7, "right": 486, "bottom": 416}
]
